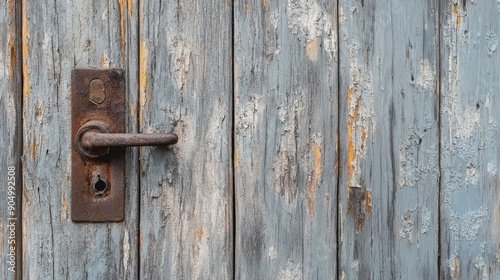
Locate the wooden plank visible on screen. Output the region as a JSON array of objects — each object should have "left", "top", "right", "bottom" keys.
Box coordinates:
[
  {"left": 138, "top": 0, "right": 233, "bottom": 278},
  {"left": 338, "top": 1, "right": 439, "bottom": 278},
  {"left": 0, "top": 0, "right": 22, "bottom": 279},
  {"left": 21, "top": 0, "right": 139, "bottom": 278},
  {"left": 234, "top": 0, "right": 338, "bottom": 278},
  {"left": 440, "top": 1, "right": 500, "bottom": 279}
]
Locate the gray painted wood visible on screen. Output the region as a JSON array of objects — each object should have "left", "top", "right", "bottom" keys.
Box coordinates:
[
  {"left": 440, "top": 1, "right": 500, "bottom": 279},
  {"left": 0, "top": 0, "right": 22, "bottom": 279},
  {"left": 234, "top": 0, "right": 338, "bottom": 278},
  {"left": 338, "top": 0, "right": 440, "bottom": 278},
  {"left": 21, "top": 0, "right": 139, "bottom": 278},
  {"left": 138, "top": 0, "right": 233, "bottom": 279}
]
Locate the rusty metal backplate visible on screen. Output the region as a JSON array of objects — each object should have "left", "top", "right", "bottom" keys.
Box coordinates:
[{"left": 71, "top": 68, "right": 125, "bottom": 222}]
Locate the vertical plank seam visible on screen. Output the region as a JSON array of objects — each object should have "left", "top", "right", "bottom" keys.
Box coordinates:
[
  {"left": 231, "top": 0, "right": 236, "bottom": 278},
  {"left": 137, "top": 0, "right": 142, "bottom": 278},
  {"left": 17, "top": 0, "right": 24, "bottom": 278},
  {"left": 437, "top": 0, "right": 443, "bottom": 279},
  {"left": 336, "top": 0, "right": 341, "bottom": 279}
]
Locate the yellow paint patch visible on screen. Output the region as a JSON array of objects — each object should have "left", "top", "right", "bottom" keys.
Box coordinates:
[
  {"left": 22, "top": 0, "right": 30, "bottom": 99},
  {"left": 365, "top": 190, "right": 371, "bottom": 214},
  {"left": 100, "top": 51, "right": 110, "bottom": 68},
  {"left": 129, "top": 103, "right": 136, "bottom": 121},
  {"left": 198, "top": 227, "right": 204, "bottom": 241},
  {"left": 118, "top": 0, "right": 126, "bottom": 59},
  {"left": 306, "top": 37, "right": 318, "bottom": 61},
  {"left": 454, "top": 256, "right": 459, "bottom": 278},
  {"left": 235, "top": 146, "right": 241, "bottom": 168},
  {"left": 306, "top": 142, "right": 322, "bottom": 217},
  {"left": 139, "top": 41, "right": 149, "bottom": 126}
]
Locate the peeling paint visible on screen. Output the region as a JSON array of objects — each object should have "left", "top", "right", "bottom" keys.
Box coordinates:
[
  {"left": 346, "top": 43, "right": 374, "bottom": 191},
  {"left": 267, "top": 246, "right": 277, "bottom": 260},
  {"left": 399, "top": 130, "right": 437, "bottom": 188},
  {"left": 414, "top": 59, "right": 436, "bottom": 91},
  {"left": 118, "top": 0, "right": 126, "bottom": 59},
  {"left": 100, "top": 51, "right": 110, "bottom": 68},
  {"left": 286, "top": 0, "right": 336, "bottom": 60},
  {"left": 450, "top": 208, "right": 488, "bottom": 242},
  {"left": 306, "top": 139, "right": 322, "bottom": 217},
  {"left": 123, "top": 229, "right": 130, "bottom": 273},
  {"left": 22, "top": 0, "right": 30, "bottom": 99},
  {"left": 486, "top": 31, "right": 498, "bottom": 56},
  {"left": 166, "top": 28, "right": 191, "bottom": 90},
  {"left": 365, "top": 190, "right": 371, "bottom": 214},
  {"left": 399, "top": 209, "right": 415, "bottom": 243},
  {"left": 473, "top": 243, "right": 489, "bottom": 280},
  {"left": 278, "top": 260, "right": 302, "bottom": 280},
  {"left": 449, "top": 255, "right": 460, "bottom": 279},
  {"left": 421, "top": 207, "right": 431, "bottom": 234},
  {"left": 139, "top": 41, "right": 149, "bottom": 126},
  {"left": 305, "top": 37, "right": 318, "bottom": 61}
]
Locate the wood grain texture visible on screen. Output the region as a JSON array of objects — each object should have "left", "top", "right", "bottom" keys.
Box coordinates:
[
  {"left": 440, "top": 1, "right": 500, "bottom": 279},
  {"left": 21, "top": 0, "right": 139, "bottom": 278},
  {"left": 338, "top": 0, "right": 440, "bottom": 278},
  {"left": 0, "top": 0, "right": 22, "bottom": 279},
  {"left": 138, "top": 0, "right": 233, "bottom": 278},
  {"left": 234, "top": 0, "right": 338, "bottom": 278}
]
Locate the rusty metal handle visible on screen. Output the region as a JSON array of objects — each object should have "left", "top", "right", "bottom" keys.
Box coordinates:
[
  {"left": 75, "top": 121, "right": 178, "bottom": 159},
  {"left": 82, "top": 132, "right": 178, "bottom": 149}
]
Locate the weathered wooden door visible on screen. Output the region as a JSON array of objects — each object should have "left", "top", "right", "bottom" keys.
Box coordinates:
[{"left": 1, "top": 0, "right": 499, "bottom": 279}]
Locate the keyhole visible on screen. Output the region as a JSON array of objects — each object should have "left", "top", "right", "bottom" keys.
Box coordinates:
[{"left": 93, "top": 175, "right": 107, "bottom": 195}]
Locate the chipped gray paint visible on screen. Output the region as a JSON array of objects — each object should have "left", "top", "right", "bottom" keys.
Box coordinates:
[
  {"left": 138, "top": 0, "right": 233, "bottom": 279},
  {"left": 235, "top": 0, "right": 338, "bottom": 279},
  {"left": 0, "top": 0, "right": 21, "bottom": 279},
  {"left": 339, "top": 0, "right": 439, "bottom": 279},
  {"left": 21, "top": 0, "right": 138, "bottom": 278},
  {"left": 440, "top": 0, "right": 500, "bottom": 278}
]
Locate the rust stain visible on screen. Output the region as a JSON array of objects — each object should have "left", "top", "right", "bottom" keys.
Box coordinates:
[
  {"left": 454, "top": 256, "right": 459, "bottom": 278},
  {"left": 246, "top": 0, "right": 250, "bottom": 11},
  {"left": 262, "top": 0, "right": 267, "bottom": 6},
  {"left": 22, "top": 0, "right": 30, "bottom": 99},
  {"left": 306, "top": 37, "right": 318, "bottom": 61},
  {"left": 365, "top": 189, "right": 371, "bottom": 214},
  {"left": 347, "top": 187, "right": 367, "bottom": 228},
  {"left": 139, "top": 41, "right": 149, "bottom": 126},
  {"left": 118, "top": 0, "right": 126, "bottom": 59},
  {"left": 8, "top": 22, "right": 15, "bottom": 80},
  {"left": 453, "top": 4, "right": 461, "bottom": 25},
  {"left": 235, "top": 146, "right": 241, "bottom": 168},
  {"left": 306, "top": 142, "right": 322, "bottom": 217},
  {"left": 347, "top": 88, "right": 360, "bottom": 188},
  {"left": 198, "top": 227, "right": 204, "bottom": 241}
]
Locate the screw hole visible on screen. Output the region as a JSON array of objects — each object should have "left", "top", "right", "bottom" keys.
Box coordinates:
[{"left": 94, "top": 175, "right": 107, "bottom": 194}]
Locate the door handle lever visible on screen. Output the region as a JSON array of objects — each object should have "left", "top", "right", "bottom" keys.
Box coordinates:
[{"left": 76, "top": 121, "right": 178, "bottom": 159}]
